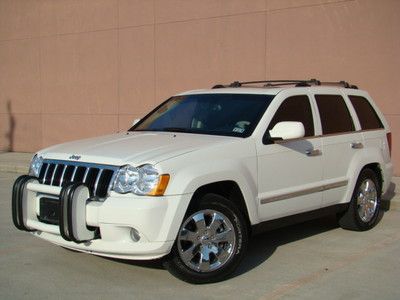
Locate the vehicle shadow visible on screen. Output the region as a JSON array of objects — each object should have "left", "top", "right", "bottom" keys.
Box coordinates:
[{"left": 234, "top": 215, "right": 339, "bottom": 278}]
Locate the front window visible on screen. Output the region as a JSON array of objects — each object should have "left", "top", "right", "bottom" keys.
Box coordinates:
[{"left": 130, "top": 94, "right": 274, "bottom": 137}]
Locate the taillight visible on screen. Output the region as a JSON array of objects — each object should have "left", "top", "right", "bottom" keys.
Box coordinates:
[{"left": 387, "top": 132, "right": 392, "bottom": 157}]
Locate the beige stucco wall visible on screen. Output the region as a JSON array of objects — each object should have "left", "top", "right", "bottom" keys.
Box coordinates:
[{"left": 0, "top": 0, "right": 399, "bottom": 175}]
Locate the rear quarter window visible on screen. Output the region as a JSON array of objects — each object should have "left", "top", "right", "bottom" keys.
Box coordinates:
[
  {"left": 315, "top": 94, "right": 355, "bottom": 135},
  {"left": 348, "top": 95, "right": 384, "bottom": 130}
]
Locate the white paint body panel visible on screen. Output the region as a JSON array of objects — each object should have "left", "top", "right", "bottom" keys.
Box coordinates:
[{"left": 25, "top": 86, "right": 392, "bottom": 260}]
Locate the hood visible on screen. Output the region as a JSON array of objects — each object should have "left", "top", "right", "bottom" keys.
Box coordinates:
[{"left": 39, "top": 131, "right": 235, "bottom": 166}]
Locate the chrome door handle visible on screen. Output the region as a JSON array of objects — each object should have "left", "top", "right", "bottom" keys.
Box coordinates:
[
  {"left": 351, "top": 142, "right": 364, "bottom": 149},
  {"left": 306, "top": 149, "right": 322, "bottom": 156}
]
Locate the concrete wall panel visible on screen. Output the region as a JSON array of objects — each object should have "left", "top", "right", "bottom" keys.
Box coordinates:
[
  {"left": 39, "top": 0, "right": 118, "bottom": 36},
  {"left": 0, "top": 0, "right": 41, "bottom": 41},
  {"left": 118, "top": 114, "right": 142, "bottom": 132},
  {"left": 42, "top": 114, "right": 118, "bottom": 147},
  {"left": 0, "top": 113, "right": 42, "bottom": 152},
  {"left": 119, "top": 25, "right": 155, "bottom": 115},
  {"left": 156, "top": 12, "right": 266, "bottom": 101},
  {"left": 40, "top": 30, "right": 118, "bottom": 115},
  {"left": 267, "top": 0, "right": 346, "bottom": 11},
  {"left": 0, "top": 39, "right": 41, "bottom": 114},
  {"left": 155, "top": 0, "right": 265, "bottom": 24},
  {"left": 119, "top": 0, "right": 154, "bottom": 27}
]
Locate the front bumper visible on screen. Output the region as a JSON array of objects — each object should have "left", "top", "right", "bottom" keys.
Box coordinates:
[{"left": 12, "top": 175, "right": 192, "bottom": 260}]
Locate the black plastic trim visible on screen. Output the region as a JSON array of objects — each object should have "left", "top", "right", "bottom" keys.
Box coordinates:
[
  {"left": 59, "top": 182, "right": 76, "bottom": 241},
  {"left": 11, "top": 175, "right": 37, "bottom": 231},
  {"left": 251, "top": 204, "right": 348, "bottom": 236},
  {"left": 59, "top": 182, "right": 92, "bottom": 244}
]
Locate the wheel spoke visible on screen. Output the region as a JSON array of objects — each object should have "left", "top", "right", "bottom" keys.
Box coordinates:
[
  {"left": 364, "top": 180, "right": 370, "bottom": 193},
  {"left": 180, "top": 244, "right": 197, "bottom": 262},
  {"left": 198, "top": 250, "right": 212, "bottom": 272},
  {"left": 208, "top": 212, "right": 223, "bottom": 232},
  {"left": 193, "top": 213, "right": 207, "bottom": 232},
  {"left": 213, "top": 228, "right": 233, "bottom": 243},
  {"left": 179, "top": 228, "right": 197, "bottom": 242}
]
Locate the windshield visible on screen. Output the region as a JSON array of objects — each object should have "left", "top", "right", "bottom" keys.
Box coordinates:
[{"left": 130, "top": 93, "right": 275, "bottom": 137}]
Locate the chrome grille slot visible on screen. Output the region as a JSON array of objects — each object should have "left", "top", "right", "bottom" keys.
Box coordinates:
[
  {"left": 38, "top": 160, "right": 118, "bottom": 198},
  {"left": 44, "top": 164, "right": 55, "bottom": 185}
]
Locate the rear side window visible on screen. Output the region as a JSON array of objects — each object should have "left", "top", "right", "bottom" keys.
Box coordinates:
[
  {"left": 268, "top": 95, "right": 314, "bottom": 137},
  {"left": 315, "top": 95, "right": 354, "bottom": 135},
  {"left": 349, "top": 95, "right": 384, "bottom": 130}
]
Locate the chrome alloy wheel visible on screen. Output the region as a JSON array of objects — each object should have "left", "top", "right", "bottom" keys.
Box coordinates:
[
  {"left": 356, "top": 179, "right": 378, "bottom": 222},
  {"left": 177, "top": 209, "right": 236, "bottom": 273}
]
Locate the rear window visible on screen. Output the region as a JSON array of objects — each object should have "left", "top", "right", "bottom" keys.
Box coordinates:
[
  {"left": 315, "top": 95, "right": 355, "bottom": 135},
  {"left": 349, "top": 95, "right": 384, "bottom": 130}
]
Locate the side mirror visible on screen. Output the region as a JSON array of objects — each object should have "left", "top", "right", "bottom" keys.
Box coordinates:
[
  {"left": 132, "top": 118, "right": 141, "bottom": 126},
  {"left": 269, "top": 121, "right": 305, "bottom": 140}
]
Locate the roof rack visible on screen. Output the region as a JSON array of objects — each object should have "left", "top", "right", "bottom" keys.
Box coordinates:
[{"left": 212, "top": 79, "right": 358, "bottom": 89}]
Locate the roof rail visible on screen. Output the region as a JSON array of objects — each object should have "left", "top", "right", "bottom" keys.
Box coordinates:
[
  {"left": 212, "top": 79, "right": 358, "bottom": 89},
  {"left": 320, "top": 81, "right": 358, "bottom": 89}
]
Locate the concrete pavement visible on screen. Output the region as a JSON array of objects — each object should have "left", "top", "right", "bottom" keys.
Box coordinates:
[{"left": 0, "top": 152, "right": 31, "bottom": 174}]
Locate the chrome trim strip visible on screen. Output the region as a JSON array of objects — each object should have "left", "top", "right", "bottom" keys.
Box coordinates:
[
  {"left": 107, "top": 171, "right": 118, "bottom": 196},
  {"left": 42, "top": 163, "right": 50, "bottom": 184},
  {"left": 93, "top": 169, "right": 104, "bottom": 196},
  {"left": 59, "top": 165, "right": 67, "bottom": 186},
  {"left": 71, "top": 166, "right": 78, "bottom": 181},
  {"left": 50, "top": 164, "right": 59, "bottom": 185},
  {"left": 260, "top": 180, "right": 348, "bottom": 205},
  {"left": 82, "top": 167, "right": 90, "bottom": 183}
]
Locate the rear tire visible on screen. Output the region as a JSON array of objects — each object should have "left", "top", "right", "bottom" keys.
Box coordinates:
[
  {"left": 338, "top": 168, "right": 381, "bottom": 231},
  {"left": 164, "top": 193, "right": 248, "bottom": 284}
]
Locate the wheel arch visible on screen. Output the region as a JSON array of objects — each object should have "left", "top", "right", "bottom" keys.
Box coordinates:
[
  {"left": 187, "top": 181, "right": 252, "bottom": 231},
  {"left": 344, "top": 148, "right": 385, "bottom": 204}
]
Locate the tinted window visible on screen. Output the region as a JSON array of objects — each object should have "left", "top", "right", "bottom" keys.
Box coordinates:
[
  {"left": 349, "top": 95, "right": 383, "bottom": 130},
  {"left": 131, "top": 94, "right": 274, "bottom": 137},
  {"left": 268, "top": 95, "right": 314, "bottom": 137},
  {"left": 315, "top": 95, "right": 354, "bottom": 134}
]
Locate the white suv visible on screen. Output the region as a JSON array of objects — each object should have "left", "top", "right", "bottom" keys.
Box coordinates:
[{"left": 12, "top": 80, "right": 393, "bottom": 283}]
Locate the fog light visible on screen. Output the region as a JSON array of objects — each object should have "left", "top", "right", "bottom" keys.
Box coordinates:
[{"left": 130, "top": 228, "right": 141, "bottom": 242}]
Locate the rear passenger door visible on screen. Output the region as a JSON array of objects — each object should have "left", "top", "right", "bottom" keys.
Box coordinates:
[
  {"left": 312, "top": 93, "right": 363, "bottom": 207},
  {"left": 257, "top": 93, "right": 323, "bottom": 221}
]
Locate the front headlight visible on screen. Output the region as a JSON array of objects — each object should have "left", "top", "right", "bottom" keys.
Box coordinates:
[
  {"left": 113, "top": 164, "right": 170, "bottom": 196},
  {"left": 29, "top": 154, "right": 43, "bottom": 177}
]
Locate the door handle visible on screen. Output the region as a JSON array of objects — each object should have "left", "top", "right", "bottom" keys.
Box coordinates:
[
  {"left": 351, "top": 142, "right": 364, "bottom": 149},
  {"left": 306, "top": 149, "right": 322, "bottom": 156}
]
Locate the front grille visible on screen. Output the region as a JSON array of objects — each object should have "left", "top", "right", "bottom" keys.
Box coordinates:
[{"left": 38, "top": 160, "right": 118, "bottom": 198}]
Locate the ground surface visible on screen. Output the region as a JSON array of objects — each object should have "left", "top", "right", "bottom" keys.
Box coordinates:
[{"left": 1, "top": 171, "right": 399, "bottom": 300}]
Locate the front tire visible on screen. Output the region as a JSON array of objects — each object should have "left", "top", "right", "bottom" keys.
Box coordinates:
[
  {"left": 164, "top": 193, "right": 248, "bottom": 284},
  {"left": 338, "top": 168, "right": 381, "bottom": 231}
]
